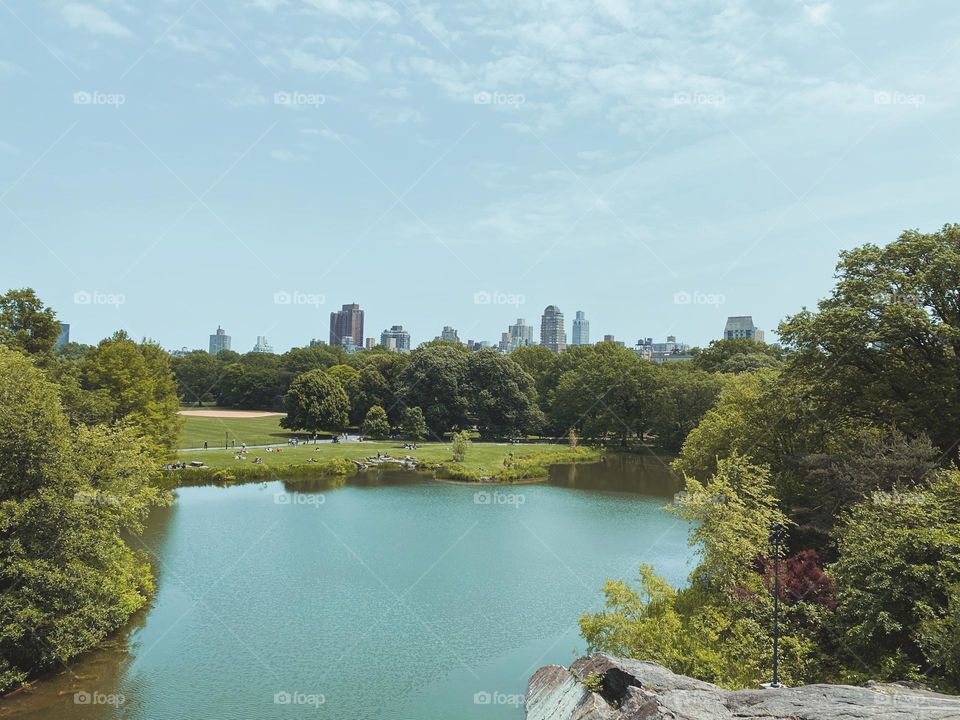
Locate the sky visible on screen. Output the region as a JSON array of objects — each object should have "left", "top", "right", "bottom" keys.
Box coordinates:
[{"left": 2, "top": 0, "right": 959, "bottom": 353}]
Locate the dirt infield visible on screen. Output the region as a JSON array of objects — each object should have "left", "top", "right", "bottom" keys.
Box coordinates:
[{"left": 178, "top": 409, "right": 285, "bottom": 418}]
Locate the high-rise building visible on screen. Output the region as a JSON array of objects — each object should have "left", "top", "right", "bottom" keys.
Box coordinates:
[
  {"left": 365, "top": 338, "right": 377, "bottom": 350},
  {"left": 540, "top": 305, "right": 566, "bottom": 353},
  {"left": 498, "top": 332, "right": 512, "bottom": 353},
  {"left": 508, "top": 318, "right": 534, "bottom": 350},
  {"left": 209, "top": 325, "right": 231, "bottom": 354},
  {"left": 571, "top": 311, "right": 589, "bottom": 346},
  {"left": 55, "top": 322, "right": 70, "bottom": 350},
  {"left": 440, "top": 326, "right": 460, "bottom": 343},
  {"left": 635, "top": 336, "right": 692, "bottom": 363},
  {"left": 329, "top": 303, "right": 364, "bottom": 347},
  {"left": 723, "top": 316, "right": 765, "bottom": 343},
  {"left": 252, "top": 336, "right": 273, "bottom": 353},
  {"left": 602, "top": 334, "right": 624, "bottom": 347},
  {"left": 380, "top": 325, "right": 411, "bottom": 352}
]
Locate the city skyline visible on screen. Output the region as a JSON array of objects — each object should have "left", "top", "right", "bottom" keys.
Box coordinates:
[{"left": 5, "top": 4, "right": 958, "bottom": 356}]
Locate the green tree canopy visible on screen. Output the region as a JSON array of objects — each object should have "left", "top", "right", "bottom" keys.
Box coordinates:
[
  {"left": 0, "top": 346, "right": 167, "bottom": 693},
  {"left": 172, "top": 350, "right": 221, "bottom": 406},
  {"left": 281, "top": 369, "right": 350, "bottom": 433},
  {"left": 399, "top": 343, "right": 470, "bottom": 434},
  {"left": 361, "top": 405, "right": 391, "bottom": 439},
  {"left": 400, "top": 406, "right": 428, "bottom": 440},
  {"left": 466, "top": 349, "right": 543, "bottom": 438},
  {"left": 0, "top": 288, "right": 60, "bottom": 357}
]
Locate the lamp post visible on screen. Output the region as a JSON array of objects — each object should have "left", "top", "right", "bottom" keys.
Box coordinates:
[{"left": 768, "top": 522, "right": 787, "bottom": 688}]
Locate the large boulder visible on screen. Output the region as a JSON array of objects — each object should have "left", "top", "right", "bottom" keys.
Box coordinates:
[{"left": 526, "top": 653, "right": 960, "bottom": 720}]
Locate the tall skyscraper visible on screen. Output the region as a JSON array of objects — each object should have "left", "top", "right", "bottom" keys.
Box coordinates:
[
  {"left": 329, "top": 303, "right": 364, "bottom": 347},
  {"left": 55, "top": 322, "right": 70, "bottom": 350},
  {"left": 380, "top": 325, "right": 411, "bottom": 351},
  {"left": 539, "top": 305, "right": 566, "bottom": 353},
  {"left": 440, "top": 326, "right": 460, "bottom": 343},
  {"left": 723, "top": 316, "right": 765, "bottom": 343},
  {"left": 209, "top": 325, "right": 231, "bottom": 354},
  {"left": 571, "top": 310, "right": 589, "bottom": 346},
  {"left": 508, "top": 318, "right": 534, "bottom": 350},
  {"left": 252, "top": 336, "right": 273, "bottom": 353}
]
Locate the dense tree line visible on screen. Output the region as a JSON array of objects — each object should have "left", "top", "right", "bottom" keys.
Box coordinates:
[
  {"left": 189, "top": 338, "right": 754, "bottom": 448},
  {"left": 0, "top": 289, "right": 179, "bottom": 692},
  {"left": 582, "top": 224, "right": 960, "bottom": 692}
]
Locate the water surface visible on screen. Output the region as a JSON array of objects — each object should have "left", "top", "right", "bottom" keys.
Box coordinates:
[{"left": 1, "top": 455, "right": 691, "bottom": 720}]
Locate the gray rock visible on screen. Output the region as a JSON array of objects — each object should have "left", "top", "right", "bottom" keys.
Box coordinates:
[{"left": 526, "top": 654, "right": 960, "bottom": 720}]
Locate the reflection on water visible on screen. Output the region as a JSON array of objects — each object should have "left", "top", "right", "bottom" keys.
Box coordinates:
[
  {"left": 0, "top": 455, "right": 690, "bottom": 720},
  {"left": 549, "top": 452, "right": 682, "bottom": 497}
]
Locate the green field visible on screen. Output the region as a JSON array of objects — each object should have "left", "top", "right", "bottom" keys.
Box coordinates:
[
  {"left": 175, "top": 440, "right": 598, "bottom": 479},
  {"left": 179, "top": 414, "right": 295, "bottom": 449}
]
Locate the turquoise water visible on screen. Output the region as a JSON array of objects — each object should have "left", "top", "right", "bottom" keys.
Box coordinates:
[{"left": 2, "top": 456, "right": 692, "bottom": 719}]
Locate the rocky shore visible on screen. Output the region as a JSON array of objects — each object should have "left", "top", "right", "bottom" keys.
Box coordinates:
[{"left": 526, "top": 653, "right": 960, "bottom": 719}]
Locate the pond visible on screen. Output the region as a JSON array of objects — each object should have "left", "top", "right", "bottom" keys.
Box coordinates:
[{"left": 0, "top": 454, "right": 692, "bottom": 720}]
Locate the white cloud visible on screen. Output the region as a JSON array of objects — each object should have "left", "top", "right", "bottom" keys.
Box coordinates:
[
  {"left": 285, "top": 49, "right": 370, "bottom": 81},
  {"left": 301, "top": 0, "right": 399, "bottom": 25},
  {"left": 61, "top": 3, "right": 135, "bottom": 38},
  {"left": 270, "top": 149, "right": 308, "bottom": 162},
  {"left": 804, "top": 2, "right": 832, "bottom": 26},
  {"left": 0, "top": 141, "right": 16, "bottom": 154},
  {"left": 301, "top": 127, "right": 351, "bottom": 143}
]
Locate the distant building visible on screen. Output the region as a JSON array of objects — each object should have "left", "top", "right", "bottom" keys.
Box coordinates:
[
  {"left": 439, "top": 326, "right": 460, "bottom": 343},
  {"left": 723, "top": 316, "right": 765, "bottom": 343},
  {"left": 55, "top": 322, "right": 70, "bottom": 350},
  {"left": 380, "top": 325, "right": 411, "bottom": 352},
  {"left": 169, "top": 347, "right": 192, "bottom": 358},
  {"left": 635, "top": 335, "right": 692, "bottom": 364},
  {"left": 498, "top": 332, "right": 511, "bottom": 353},
  {"left": 540, "top": 305, "right": 566, "bottom": 353},
  {"left": 508, "top": 318, "right": 534, "bottom": 350},
  {"left": 365, "top": 338, "right": 377, "bottom": 350},
  {"left": 602, "top": 334, "right": 625, "bottom": 348},
  {"left": 209, "top": 325, "right": 231, "bottom": 354},
  {"left": 329, "top": 303, "right": 364, "bottom": 348},
  {"left": 252, "top": 336, "right": 273, "bottom": 353},
  {"left": 572, "top": 311, "right": 590, "bottom": 346}
]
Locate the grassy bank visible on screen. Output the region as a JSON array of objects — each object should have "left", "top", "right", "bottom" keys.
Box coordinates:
[{"left": 167, "top": 441, "right": 602, "bottom": 485}]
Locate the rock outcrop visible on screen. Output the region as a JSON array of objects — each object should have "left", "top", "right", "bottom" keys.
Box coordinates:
[{"left": 526, "top": 653, "right": 960, "bottom": 719}]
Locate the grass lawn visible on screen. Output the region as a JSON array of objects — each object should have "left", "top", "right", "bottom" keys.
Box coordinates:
[
  {"left": 176, "top": 440, "right": 596, "bottom": 477},
  {"left": 179, "top": 414, "right": 295, "bottom": 449}
]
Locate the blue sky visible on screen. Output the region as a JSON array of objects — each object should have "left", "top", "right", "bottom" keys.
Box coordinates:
[{"left": 2, "top": 0, "right": 959, "bottom": 352}]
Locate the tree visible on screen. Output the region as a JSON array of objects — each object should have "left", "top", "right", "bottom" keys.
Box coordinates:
[
  {"left": 401, "top": 406, "right": 428, "bottom": 440},
  {"left": 691, "top": 338, "right": 784, "bottom": 374},
  {"left": 399, "top": 343, "right": 470, "bottom": 434},
  {"left": 172, "top": 351, "right": 220, "bottom": 406},
  {"left": 829, "top": 471, "right": 960, "bottom": 688},
  {"left": 217, "top": 362, "right": 285, "bottom": 409},
  {"left": 552, "top": 344, "right": 656, "bottom": 444},
  {"left": 81, "top": 332, "right": 182, "bottom": 453},
  {"left": 361, "top": 405, "right": 390, "bottom": 439},
  {"left": 649, "top": 364, "right": 726, "bottom": 452},
  {"left": 466, "top": 349, "right": 543, "bottom": 438},
  {"left": 0, "top": 346, "right": 166, "bottom": 693},
  {"left": 0, "top": 288, "right": 60, "bottom": 356},
  {"left": 779, "top": 224, "right": 960, "bottom": 461},
  {"left": 327, "top": 365, "right": 362, "bottom": 423},
  {"left": 451, "top": 430, "right": 471, "bottom": 462},
  {"left": 281, "top": 369, "right": 349, "bottom": 433}
]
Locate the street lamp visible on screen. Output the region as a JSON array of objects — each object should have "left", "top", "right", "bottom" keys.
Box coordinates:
[{"left": 768, "top": 522, "right": 787, "bottom": 688}]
